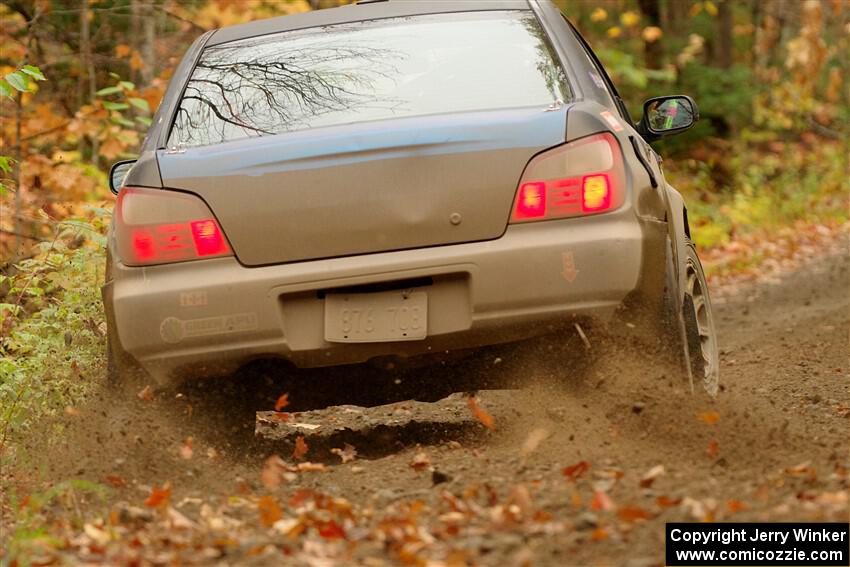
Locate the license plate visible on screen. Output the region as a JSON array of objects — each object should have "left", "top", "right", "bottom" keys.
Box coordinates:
[{"left": 324, "top": 290, "right": 427, "bottom": 343}]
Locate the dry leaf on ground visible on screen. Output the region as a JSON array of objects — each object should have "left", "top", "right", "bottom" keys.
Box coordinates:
[
  {"left": 562, "top": 461, "right": 590, "bottom": 482},
  {"left": 143, "top": 482, "right": 172, "bottom": 509},
  {"left": 467, "top": 396, "right": 495, "bottom": 430},
  {"left": 137, "top": 385, "right": 155, "bottom": 402},
  {"left": 297, "top": 462, "right": 328, "bottom": 472},
  {"left": 617, "top": 505, "right": 651, "bottom": 522},
  {"left": 697, "top": 411, "right": 720, "bottom": 424},
  {"left": 590, "top": 490, "right": 615, "bottom": 511},
  {"left": 257, "top": 495, "right": 282, "bottom": 527},
  {"left": 292, "top": 435, "right": 309, "bottom": 461},
  {"left": 639, "top": 465, "right": 665, "bottom": 488},
  {"left": 331, "top": 443, "right": 357, "bottom": 464},
  {"left": 409, "top": 447, "right": 431, "bottom": 472}
]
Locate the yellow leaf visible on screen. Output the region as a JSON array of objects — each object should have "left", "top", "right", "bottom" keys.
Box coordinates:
[
  {"left": 620, "top": 11, "right": 640, "bottom": 27},
  {"left": 642, "top": 26, "right": 663, "bottom": 43},
  {"left": 704, "top": 1, "right": 719, "bottom": 17},
  {"left": 606, "top": 26, "right": 622, "bottom": 39},
  {"left": 590, "top": 7, "right": 607, "bottom": 22}
]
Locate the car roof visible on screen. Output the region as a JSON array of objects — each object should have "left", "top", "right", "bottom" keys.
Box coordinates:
[{"left": 207, "top": 0, "right": 532, "bottom": 46}]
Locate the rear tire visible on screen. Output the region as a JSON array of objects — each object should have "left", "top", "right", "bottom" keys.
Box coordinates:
[{"left": 664, "top": 239, "right": 719, "bottom": 396}]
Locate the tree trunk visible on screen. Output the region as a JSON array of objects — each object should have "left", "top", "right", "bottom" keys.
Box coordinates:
[
  {"left": 142, "top": 0, "right": 157, "bottom": 83},
  {"left": 130, "top": 0, "right": 142, "bottom": 83},
  {"left": 81, "top": 0, "right": 98, "bottom": 168},
  {"left": 76, "top": 1, "right": 86, "bottom": 157},
  {"left": 637, "top": 0, "right": 663, "bottom": 69},
  {"left": 667, "top": 0, "right": 690, "bottom": 33},
  {"left": 715, "top": 0, "right": 734, "bottom": 68}
]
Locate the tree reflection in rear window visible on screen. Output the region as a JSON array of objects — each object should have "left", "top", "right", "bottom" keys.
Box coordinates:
[{"left": 168, "top": 11, "right": 571, "bottom": 148}]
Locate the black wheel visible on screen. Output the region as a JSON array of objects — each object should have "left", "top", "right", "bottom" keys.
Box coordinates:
[
  {"left": 662, "top": 238, "right": 719, "bottom": 396},
  {"left": 681, "top": 240, "right": 719, "bottom": 395}
]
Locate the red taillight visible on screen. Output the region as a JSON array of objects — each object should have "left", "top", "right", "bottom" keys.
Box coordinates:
[
  {"left": 510, "top": 133, "right": 625, "bottom": 223},
  {"left": 515, "top": 182, "right": 547, "bottom": 219},
  {"left": 581, "top": 174, "right": 611, "bottom": 212},
  {"left": 116, "top": 188, "right": 232, "bottom": 266},
  {"left": 191, "top": 220, "right": 229, "bottom": 256}
]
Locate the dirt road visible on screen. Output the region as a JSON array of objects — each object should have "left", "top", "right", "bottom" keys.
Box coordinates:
[{"left": 6, "top": 242, "right": 849, "bottom": 565}]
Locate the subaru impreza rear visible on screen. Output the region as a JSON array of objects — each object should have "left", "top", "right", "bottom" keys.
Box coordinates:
[{"left": 104, "top": 1, "right": 672, "bottom": 385}]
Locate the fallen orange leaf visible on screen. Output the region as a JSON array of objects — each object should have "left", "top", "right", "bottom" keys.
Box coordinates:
[
  {"left": 726, "top": 499, "right": 748, "bottom": 513},
  {"left": 143, "top": 482, "right": 171, "bottom": 509},
  {"left": 257, "top": 495, "right": 282, "bottom": 527},
  {"left": 292, "top": 435, "right": 309, "bottom": 461},
  {"left": 656, "top": 495, "right": 682, "bottom": 508},
  {"left": 296, "top": 462, "right": 328, "bottom": 472},
  {"left": 104, "top": 475, "right": 126, "bottom": 488},
  {"left": 590, "top": 490, "right": 615, "bottom": 511},
  {"left": 274, "top": 393, "right": 290, "bottom": 412},
  {"left": 289, "top": 489, "right": 316, "bottom": 508},
  {"left": 467, "top": 396, "right": 495, "bottom": 430},
  {"left": 137, "top": 385, "right": 155, "bottom": 402},
  {"left": 697, "top": 411, "right": 720, "bottom": 424},
  {"left": 591, "top": 527, "right": 609, "bottom": 541},
  {"left": 562, "top": 461, "right": 590, "bottom": 482},
  {"left": 318, "top": 520, "right": 346, "bottom": 539},
  {"left": 707, "top": 440, "right": 720, "bottom": 458},
  {"left": 617, "top": 505, "right": 651, "bottom": 522}
]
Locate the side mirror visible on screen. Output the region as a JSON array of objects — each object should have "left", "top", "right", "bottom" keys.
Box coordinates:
[
  {"left": 109, "top": 159, "right": 136, "bottom": 195},
  {"left": 637, "top": 95, "right": 699, "bottom": 141}
]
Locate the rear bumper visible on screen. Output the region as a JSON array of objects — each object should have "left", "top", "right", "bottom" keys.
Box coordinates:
[{"left": 104, "top": 212, "right": 663, "bottom": 384}]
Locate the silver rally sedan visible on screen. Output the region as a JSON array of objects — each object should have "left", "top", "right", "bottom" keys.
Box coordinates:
[{"left": 104, "top": 0, "right": 719, "bottom": 395}]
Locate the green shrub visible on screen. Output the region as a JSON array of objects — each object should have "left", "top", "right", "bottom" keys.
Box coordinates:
[
  {"left": 0, "top": 209, "right": 109, "bottom": 447},
  {"left": 667, "top": 140, "right": 848, "bottom": 250}
]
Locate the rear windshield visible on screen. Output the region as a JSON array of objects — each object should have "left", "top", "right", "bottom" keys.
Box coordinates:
[{"left": 168, "top": 11, "right": 570, "bottom": 148}]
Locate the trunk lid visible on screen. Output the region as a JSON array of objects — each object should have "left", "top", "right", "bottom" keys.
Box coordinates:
[{"left": 157, "top": 107, "right": 567, "bottom": 266}]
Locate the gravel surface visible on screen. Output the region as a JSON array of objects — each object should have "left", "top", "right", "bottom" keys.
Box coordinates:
[{"left": 5, "top": 240, "right": 848, "bottom": 566}]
